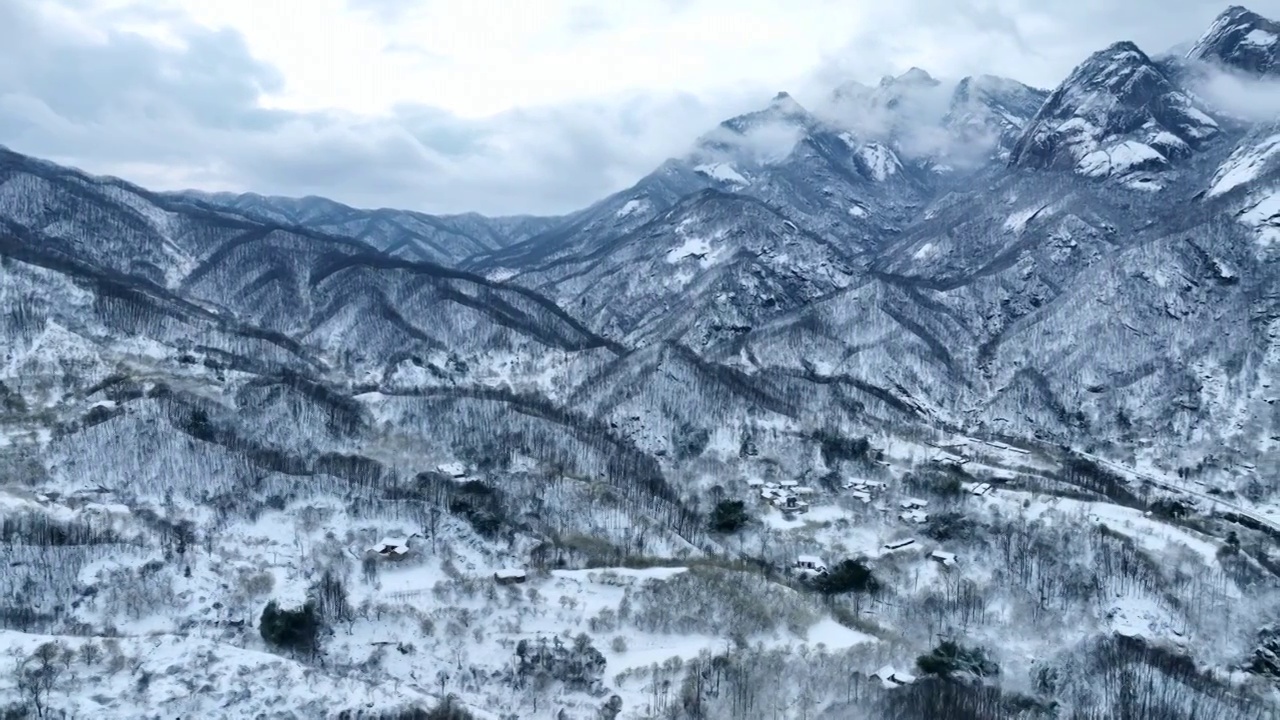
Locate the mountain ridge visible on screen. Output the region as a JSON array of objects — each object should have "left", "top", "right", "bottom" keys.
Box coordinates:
[{"left": 3, "top": 7, "right": 1280, "bottom": 719}]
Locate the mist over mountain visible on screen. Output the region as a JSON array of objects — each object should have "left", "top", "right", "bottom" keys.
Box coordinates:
[{"left": 1, "top": 6, "right": 1280, "bottom": 720}]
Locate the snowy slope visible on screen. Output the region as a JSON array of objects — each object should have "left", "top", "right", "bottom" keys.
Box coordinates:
[{"left": 4, "top": 6, "right": 1280, "bottom": 719}]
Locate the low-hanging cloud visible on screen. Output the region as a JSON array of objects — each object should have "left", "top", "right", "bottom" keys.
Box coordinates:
[
  {"left": 1191, "top": 66, "right": 1280, "bottom": 122},
  {"left": 807, "top": 74, "right": 1011, "bottom": 170},
  {"left": 696, "top": 119, "right": 809, "bottom": 166},
  {"left": 0, "top": 0, "right": 771, "bottom": 216},
  {"left": 0, "top": 0, "right": 1248, "bottom": 215}
]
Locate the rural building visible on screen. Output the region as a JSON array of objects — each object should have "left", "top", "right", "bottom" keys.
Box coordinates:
[
  {"left": 930, "top": 550, "right": 958, "bottom": 567},
  {"left": 794, "top": 555, "right": 828, "bottom": 576},
  {"left": 883, "top": 538, "right": 916, "bottom": 552},
  {"left": 899, "top": 498, "right": 929, "bottom": 510},
  {"left": 494, "top": 568, "right": 528, "bottom": 585},
  {"left": 368, "top": 536, "right": 412, "bottom": 560},
  {"left": 436, "top": 461, "right": 468, "bottom": 479},
  {"left": 970, "top": 482, "right": 992, "bottom": 497},
  {"left": 780, "top": 495, "right": 809, "bottom": 513},
  {"left": 900, "top": 509, "right": 929, "bottom": 524},
  {"left": 871, "top": 665, "right": 917, "bottom": 689}
]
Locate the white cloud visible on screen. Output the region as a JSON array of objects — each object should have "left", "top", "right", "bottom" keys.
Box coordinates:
[
  {"left": 0, "top": 0, "right": 1258, "bottom": 214},
  {"left": 1192, "top": 66, "right": 1280, "bottom": 121}
]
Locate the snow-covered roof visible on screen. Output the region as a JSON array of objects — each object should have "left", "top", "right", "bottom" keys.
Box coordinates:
[
  {"left": 369, "top": 536, "right": 410, "bottom": 555},
  {"left": 436, "top": 461, "right": 467, "bottom": 477},
  {"left": 780, "top": 480, "right": 799, "bottom": 487},
  {"left": 797, "top": 555, "right": 826, "bottom": 566},
  {"left": 872, "top": 664, "right": 916, "bottom": 687},
  {"left": 494, "top": 568, "right": 527, "bottom": 579},
  {"left": 883, "top": 538, "right": 915, "bottom": 550},
  {"left": 900, "top": 509, "right": 929, "bottom": 524},
  {"left": 746, "top": 478, "right": 765, "bottom": 487},
  {"left": 872, "top": 664, "right": 896, "bottom": 679}
]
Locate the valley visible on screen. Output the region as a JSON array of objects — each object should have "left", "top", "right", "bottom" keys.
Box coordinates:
[{"left": 0, "top": 5, "right": 1279, "bottom": 719}]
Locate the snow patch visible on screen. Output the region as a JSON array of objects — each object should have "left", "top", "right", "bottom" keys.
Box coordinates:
[
  {"left": 693, "top": 162, "right": 749, "bottom": 185},
  {"left": 615, "top": 198, "right": 648, "bottom": 218},
  {"left": 1208, "top": 134, "right": 1280, "bottom": 197},
  {"left": 1109, "top": 141, "right": 1165, "bottom": 172},
  {"left": 1003, "top": 206, "right": 1042, "bottom": 233},
  {"left": 1076, "top": 142, "right": 1165, "bottom": 178},
  {"left": 1239, "top": 188, "right": 1280, "bottom": 246},
  {"left": 486, "top": 268, "right": 518, "bottom": 283},
  {"left": 858, "top": 143, "right": 902, "bottom": 181},
  {"left": 1244, "top": 29, "right": 1278, "bottom": 47}
]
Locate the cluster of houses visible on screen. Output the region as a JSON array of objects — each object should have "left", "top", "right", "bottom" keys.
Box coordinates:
[
  {"left": 898, "top": 497, "right": 929, "bottom": 524},
  {"left": 748, "top": 479, "right": 817, "bottom": 515},
  {"left": 792, "top": 544, "right": 958, "bottom": 577},
  {"left": 365, "top": 533, "right": 529, "bottom": 585},
  {"left": 841, "top": 478, "right": 887, "bottom": 504},
  {"left": 969, "top": 482, "right": 993, "bottom": 497}
]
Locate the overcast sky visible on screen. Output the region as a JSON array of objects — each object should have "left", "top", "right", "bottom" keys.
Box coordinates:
[{"left": 0, "top": 0, "right": 1269, "bottom": 215}]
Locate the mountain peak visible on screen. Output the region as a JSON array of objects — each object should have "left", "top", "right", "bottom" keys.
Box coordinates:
[
  {"left": 899, "top": 67, "right": 938, "bottom": 84},
  {"left": 879, "top": 67, "right": 939, "bottom": 88},
  {"left": 1009, "top": 37, "right": 1219, "bottom": 177},
  {"left": 768, "top": 91, "right": 807, "bottom": 115},
  {"left": 1188, "top": 5, "right": 1280, "bottom": 75}
]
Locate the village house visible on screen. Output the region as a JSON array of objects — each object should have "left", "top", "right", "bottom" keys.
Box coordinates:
[
  {"left": 883, "top": 538, "right": 916, "bottom": 552},
  {"left": 900, "top": 508, "right": 929, "bottom": 524},
  {"left": 930, "top": 550, "right": 958, "bottom": 567},
  {"left": 436, "top": 461, "right": 469, "bottom": 479},
  {"left": 779, "top": 494, "right": 809, "bottom": 514},
  {"left": 793, "top": 555, "right": 828, "bottom": 577},
  {"left": 368, "top": 535, "right": 415, "bottom": 561},
  {"left": 899, "top": 498, "right": 929, "bottom": 510},
  {"left": 970, "top": 482, "right": 992, "bottom": 497},
  {"left": 494, "top": 568, "right": 528, "bottom": 585},
  {"left": 871, "top": 665, "right": 917, "bottom": 689}
]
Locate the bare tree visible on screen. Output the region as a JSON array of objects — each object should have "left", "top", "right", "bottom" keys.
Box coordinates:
[{"left": 12, "top": 641, "right": 68, "bottom": 719}]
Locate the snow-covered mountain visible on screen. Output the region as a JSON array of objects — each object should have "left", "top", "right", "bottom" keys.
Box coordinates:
[
  {"left": 173, "top": 189, "right": 562, "bottom": 266},
  {"left": 1188, "top": 4, "right": 1280, "bottom": 75},
  {"left": 1009, "top": 42, "right": 1221, "bottom": 181},
  {"left": 499, "top": 190, "right": 860, "bottom": 349},
  {"left": 3, "top": 6, "right": 1280, "bottom": 720}
]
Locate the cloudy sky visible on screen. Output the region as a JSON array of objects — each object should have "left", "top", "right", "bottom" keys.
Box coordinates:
[{"left": 0, "top": 0, "right": 1265, "bottom": 215}]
